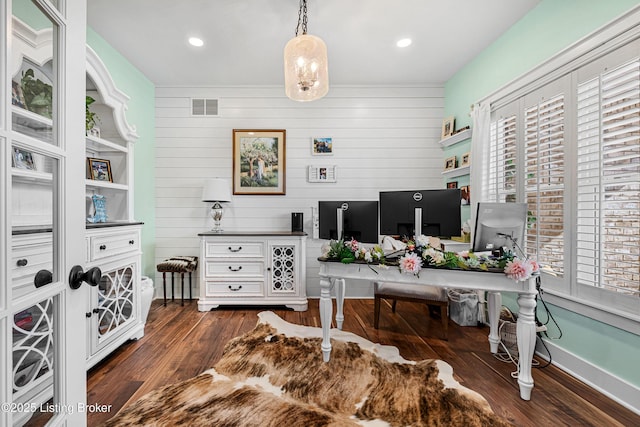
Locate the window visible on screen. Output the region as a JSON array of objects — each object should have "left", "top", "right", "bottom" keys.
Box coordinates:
[{"left": 486, "top": 42, "right": 639, "bottom": 319}]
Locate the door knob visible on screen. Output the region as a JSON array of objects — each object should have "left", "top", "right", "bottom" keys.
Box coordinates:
[
  {"left": 34, "top": 269, "right": 53, "bottom": 288},
  {"left": 69, "top": 265, "right": 102, "bottom": 290}
]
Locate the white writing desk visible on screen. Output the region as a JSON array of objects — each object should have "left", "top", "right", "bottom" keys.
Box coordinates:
[{"left": 318, "top": 260, "right": 538, "bottom": 400}]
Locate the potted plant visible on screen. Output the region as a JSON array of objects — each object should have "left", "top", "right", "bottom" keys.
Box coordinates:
[
  {"left": 86, "top": 95, "right": 100, "bottom": 135},
  {"left": 20, "top": 68, "right": 53, "bottom": 118}
]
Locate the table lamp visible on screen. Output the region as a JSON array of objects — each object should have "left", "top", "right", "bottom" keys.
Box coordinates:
[{"left": 202, "top": 178, "right": 231, "bottom": 232}]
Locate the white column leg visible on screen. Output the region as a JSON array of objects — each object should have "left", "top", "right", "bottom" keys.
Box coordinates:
[
  {"left": 487, "top": 291, "right": 501, "bottom": 354},
  {"left": 319, "top": 277, "right": 334, "bottom": 362},
  {"left": 335, "top": 278, "right": 346, "bottom": 330},
  {"left": 516, "top": 291, "right": 537, "bottom": 400}
]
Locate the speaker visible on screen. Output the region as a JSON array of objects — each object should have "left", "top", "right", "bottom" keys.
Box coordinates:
[{"left": 291, "top": 212, "right": 304, "bottom": 233}]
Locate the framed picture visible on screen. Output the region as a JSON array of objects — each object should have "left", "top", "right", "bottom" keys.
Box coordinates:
[
  {"left": 12, "top": 148, "right": 36, "bottom": 170},
  {"left": 233, "top": 129, "right": 286, "bottom": 195},
  {"left": 444, "top": 156, "right": 457, "bottom": 171},
  {"left": 308, "top": 165, "right": 337, "bottom": 182},
  {"left": 312, "top": 137, "right": 333, "bottom": 155},
  {"left": 11, "top": 80, "right": 26, "bottom": 109},
  {"left": 460, "top": 185, "right": 471, "bottom": 205},
  {"left": 87, "top": 158, "right": 113, "bottom": 182},
  {"left": 447, "top": 181, "right": 458, "bottom": 189},
  {"left": 461, "top": 152, "right": 471, "bottom": 167},
  {"left": 441, "top": 116, "right": 455, "bottom": 139}
]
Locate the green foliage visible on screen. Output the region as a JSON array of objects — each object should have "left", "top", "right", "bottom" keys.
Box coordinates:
[
  {"left": 21, "top": 68, "right": 52, "bottom": 118},
  {"left": 86, "top": 96, "right": 100, "bottom": 131}
]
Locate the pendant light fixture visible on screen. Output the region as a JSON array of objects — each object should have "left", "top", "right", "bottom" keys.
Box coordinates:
[{"left": 284, "top": 0, "right": 329, "bottom": 102}]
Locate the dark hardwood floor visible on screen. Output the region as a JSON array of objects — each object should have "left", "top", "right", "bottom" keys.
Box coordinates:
[{"left": 87, "top": 299, "right": 639, "bottom": 426}]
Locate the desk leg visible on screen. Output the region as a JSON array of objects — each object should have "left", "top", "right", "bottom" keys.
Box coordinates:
[
  {"left": 335, "top": 278, "right": 345, "bottom": 330},
  {"left": 516, "top": 292, "right": 537, "bottom": 400},
  {"left": 319, "top": 277, "right": 333, "bottom": 362},
  {"left": 487, "top": 291, "right": 501, "bottom": 353}
]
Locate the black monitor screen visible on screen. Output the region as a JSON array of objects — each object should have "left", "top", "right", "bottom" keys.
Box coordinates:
[
  {"left": 318, "top": 200, "right": 379, "bottom": 243},
  {"left": 379, "top": 189, "right": 461, "bottom": 238},
  {"left": 473, "top": 202, "right": 528, "bottom": 253}
]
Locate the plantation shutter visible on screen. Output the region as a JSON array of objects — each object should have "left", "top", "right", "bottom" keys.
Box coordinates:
[
  {"left": 576, "top": 56, "right": 640, "bottom": 296},
  {"left": 524, "top": 94, "right": 565, "bottom": 275},
  {"left": 488, "top": 113, "right": 518, "bottom": 203}
]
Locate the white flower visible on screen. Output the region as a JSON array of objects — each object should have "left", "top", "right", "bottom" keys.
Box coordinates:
[
  {"left": 364, "top": 251, "right": 373, "bottom": 263},
  {"left": 415, "top": 234, "right": 430, "bottom": 248}
]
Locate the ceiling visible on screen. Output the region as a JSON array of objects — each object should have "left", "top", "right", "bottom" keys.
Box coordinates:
[{"left": 87, "top": 0, "right": 540, "bottom": 87}]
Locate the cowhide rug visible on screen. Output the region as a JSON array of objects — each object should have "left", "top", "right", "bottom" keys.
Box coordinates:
[{"left": 104, "top": 311, "right": 512, "bottom": 426}]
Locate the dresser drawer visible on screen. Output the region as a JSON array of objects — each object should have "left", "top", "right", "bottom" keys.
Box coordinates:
[
  {"left": 12, "top": 234, "right": 53, "bottom": 296},
  {"left": 205, "top": 281, "right": 264, "bottom": 297},
  {"left": 89, "top": 230, "right": 140, "bottom": 261},
  {"left": 205, "top": 242, "right": 264, "bottom": 258},
  {"left": 204, "top": 261, "right": 264, "bottom": 278}
]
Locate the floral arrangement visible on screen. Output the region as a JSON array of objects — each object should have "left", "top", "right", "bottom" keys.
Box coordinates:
[{"left": 322, "top": 236, "right": 539, "bottom": 282}]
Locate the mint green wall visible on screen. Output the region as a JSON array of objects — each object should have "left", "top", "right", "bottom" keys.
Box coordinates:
[
  {"left": 444, "top": 0, "right": 640, "bottom": 388},
  {"left": 87, "top": 28, "right": 156, "bottom": 279}
]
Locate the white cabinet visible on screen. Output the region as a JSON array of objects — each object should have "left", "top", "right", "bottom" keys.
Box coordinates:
[
  {"left": 198, "top": 232, "right": 308, "bottom": 311},
  {"left": 85, "top": 224, "right": 144, "bottom": 369}
]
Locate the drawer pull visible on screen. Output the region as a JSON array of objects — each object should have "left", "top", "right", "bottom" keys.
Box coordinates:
[
  {"left": 129, "top": 240, "right": 135, "bottom": 245},
  {"left": 228, "top": 285, "right": 243, "bottom": 291},
  {"left": 99, "top": 244, "right": 107, "bottom": 250},
  {"left": 228, "top": 246, "right": 242, "bottom": 253},
  {"left": 16, "top": 258, "right": 28, "bottom": 267},
  {"left": 228, "top": 266, "right": 243, "bottom": 272}
]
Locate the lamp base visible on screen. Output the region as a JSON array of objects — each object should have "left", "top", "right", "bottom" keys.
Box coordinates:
[{"left": 211, "top": 203, "right": 224, "bottom": 233}]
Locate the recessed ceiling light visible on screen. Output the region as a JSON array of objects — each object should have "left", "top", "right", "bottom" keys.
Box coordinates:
[
  {"left": 397, "top": 38, "right": 412, "bottom": 48},
  {"left": 188, "top": 37, "right": 204, "bottom": 47}
]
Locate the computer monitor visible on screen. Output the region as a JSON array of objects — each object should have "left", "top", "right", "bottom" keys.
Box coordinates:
[
  {"left": 473, "top": 202, "right": 528, "bottom": 254},
  {"left": 379, "top": 189, "right": 461, "bottom": 238},
  {"left": 318, "top": 200, "right": 379, "bottom": 243}
]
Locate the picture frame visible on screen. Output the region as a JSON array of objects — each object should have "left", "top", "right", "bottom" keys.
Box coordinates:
[
  {"left": 461, "top": 152, "right": 471, "bottom": 167},
  {"left": 233, "top": 129, "right": 286, "bottom": 195},
  {"left": 460, "top": 185, "right": 471, "bottom": 205},
  {"left": 87, "top": 158, "right": 113, "bottom": 182},
  {"left": 444, "top": 156, "right": 457, "bottom": 171},
  {"left": 11, "top": 80, "right": 26, "bottom": 109},
  {"left": 308, "top": 165, "right": 337, "bottom": 182},
  {"left": 446, "top": 181, "right": 458, "bottom": 189},
  {"left": 12, "top": 147, "right": 36, "bottom": 170},
  {"left": 312, "top": 137, "right": 333, "bottom": 155},
  {"left": 441, "top": 116, "right": 455, "bottom": 139}
]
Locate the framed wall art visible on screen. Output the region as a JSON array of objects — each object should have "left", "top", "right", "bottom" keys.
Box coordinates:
[
  {"left": 446, "top": 181, "right": 458, "bottom": 189},
  {"left": 233, "top": 129, "right": 286, "bottom": 195},
  {"left": 312, "top": 137, "right": 333, "bottom": 155},
  {"left": 444, "top": 156, "right": 457, "bottom": 171},
  {"left": 308, "top": 165, "right": 337, "bottom": 182},
  {"left": 87, "top": 158, "right": 113, "bottom": 182},
  {"left": 12, "top": 147, "right": 36, "bottom": 170},
  {"left": 441, "top": 116, "right": 455, "bottom": 139},
  {"left": 461, "top": 152, "right": 471, "bottom": 167}
]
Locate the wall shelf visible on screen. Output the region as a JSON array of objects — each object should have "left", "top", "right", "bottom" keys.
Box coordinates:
[
  {"left": 86, "top": 179, "right": 128, "bottom": 191},
  {"left": 439, "top": 128, "right": 472, "bottom": 148},
  {"left": 441, "top": 165, "right": 470, "bottom": 178}
]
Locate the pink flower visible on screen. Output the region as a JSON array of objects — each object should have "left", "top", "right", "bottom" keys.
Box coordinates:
[
  {"left": 504, "top": 258, "right": 534, "bottom": 281},
  {"left": 349, "top": 239, "right": 359, "bottom": 252},
  {"left": 529, "top": 259, "right": 540, "bottom": 273},
  {"left": 399, "top": 252, "right": 422, "bottom": 275}
]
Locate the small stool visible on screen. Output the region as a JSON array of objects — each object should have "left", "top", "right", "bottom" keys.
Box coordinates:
[{"left": 156, "top": 256, "right": 198, "bottom": 306}]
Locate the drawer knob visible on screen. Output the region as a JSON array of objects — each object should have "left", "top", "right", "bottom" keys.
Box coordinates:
[
  {"left": 129, "top": 240, "right": 135, "bottom": 245},
  {"left": 228, "top": 246, "right": 242, "bottom": 253},
  {"left": 228, "top": 285, "right": 243, "bottom": 291},
  {"left": 99, "top": 244, "right": 107, "bottom": 250},
  {"left": 86, "top": 312, "right": 93, "bottom": 318},
  {"left": 16, "top": 258, "right": 28, "bottom": 267},
  {"left": 228, "top": 266, "right": 243, "bottom": 272}
]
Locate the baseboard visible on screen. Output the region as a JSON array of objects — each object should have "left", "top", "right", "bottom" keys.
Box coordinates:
[{"left": 536, "top": 338, "right": 639, "bottom": 415}]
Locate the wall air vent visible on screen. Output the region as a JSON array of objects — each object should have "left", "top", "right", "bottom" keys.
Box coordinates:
[{"left": 191, "top": 98, "right": 219, "bottom": 116}]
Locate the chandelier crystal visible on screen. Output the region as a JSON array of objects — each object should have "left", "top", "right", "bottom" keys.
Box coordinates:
[{"left": 284, "top": 0, "right": 329, "bottom": 102}]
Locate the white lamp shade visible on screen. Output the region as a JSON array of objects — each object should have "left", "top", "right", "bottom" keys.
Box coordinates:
[
  {"left": 284, "top": 34, "right": 329, "bottom": 102},
  {"left": 202, "top": 178, "right": 231, "bottom": 202}
]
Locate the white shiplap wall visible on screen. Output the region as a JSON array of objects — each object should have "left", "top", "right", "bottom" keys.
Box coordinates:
[{"left": 154, "top": 85, "right": 445, "bottom": 300}]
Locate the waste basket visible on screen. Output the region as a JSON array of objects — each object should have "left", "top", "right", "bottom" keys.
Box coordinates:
[{"left": 448, "top": 289, "right": 479, "bottom": 326}]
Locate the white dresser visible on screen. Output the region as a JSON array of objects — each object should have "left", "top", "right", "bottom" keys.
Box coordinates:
[{"left": 198, "top": 232, "right": 308, "bottom": 311}]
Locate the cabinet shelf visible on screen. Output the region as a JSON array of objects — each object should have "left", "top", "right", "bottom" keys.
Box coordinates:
[
  {"left": 86, "top": 179, "right": 128, "bottom": 191},
  {"left": 439, "top": 129, "right": 472, "bottom": 148},
  {"left": 442, "top": 165, "right": 470, "bottom": 178},
  {"left": 12, "top": 168, "right": 53, "bottom": 183},
  {"left": 12, "top": 106, "right": 53, "bottom": 129},
  {"left": 86, "top": 135, "right": 128, "bottom": 153}
]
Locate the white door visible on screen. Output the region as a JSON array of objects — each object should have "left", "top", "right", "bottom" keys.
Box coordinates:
[{"left": 2, "top": 0, "right": 88, "bottom": 426}]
